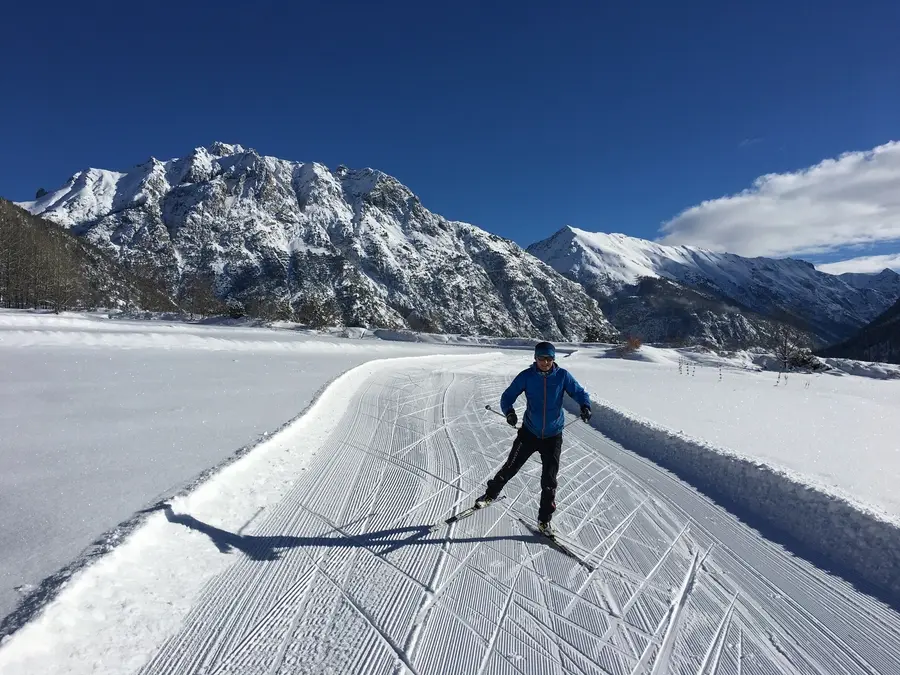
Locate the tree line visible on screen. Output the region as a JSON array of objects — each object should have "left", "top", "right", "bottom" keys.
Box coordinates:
[{"left": 0, "top": 199, "right": 171, "bottom": 312}]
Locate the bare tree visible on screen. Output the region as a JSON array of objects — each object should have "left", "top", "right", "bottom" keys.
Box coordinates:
[
  {"left": 616, "top": 334, "right": 642, "bottom": 356},
  {"left": 772, "top": 322, "right": 808, "bottom": 384},
  {"left": 773, "top": 323, "right": 802, "bottom": 371}
]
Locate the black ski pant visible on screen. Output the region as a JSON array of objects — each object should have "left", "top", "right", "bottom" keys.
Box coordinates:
[{"left": 484, "top": 425, "right": 562, "bottom": 522}]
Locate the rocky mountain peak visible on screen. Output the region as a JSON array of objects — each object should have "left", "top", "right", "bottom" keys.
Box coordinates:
[{"left": 17, "top": 144, "right": 616, "bottom": 341}]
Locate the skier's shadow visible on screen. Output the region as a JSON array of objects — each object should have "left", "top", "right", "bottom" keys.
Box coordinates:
[{"left": 151, "top": 503, "right": 534, "bottom": 561}]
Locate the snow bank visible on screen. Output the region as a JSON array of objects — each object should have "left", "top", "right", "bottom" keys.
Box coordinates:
[
  {"left": 820, "top": 357, "right": 900, "bottom": 379},
  {"left": 0, "top": 329, "right": 395, "bottom": 351},
  {"left": 564, "top": 396, "right": 900, "bottom": 604},
  {"left": 590, "top": 344, "right": 680, "bottom": 365},
  {"left": 718, "top": 347, "right": 900, "bottom": 380}
]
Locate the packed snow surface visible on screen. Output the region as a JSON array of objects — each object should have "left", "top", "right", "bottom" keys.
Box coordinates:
[
  {"left": 0, "top": 310, "right": 485, "bottom": 619},
  {"left": 2, "top": 312, "right": 900, "bottom": 674}
]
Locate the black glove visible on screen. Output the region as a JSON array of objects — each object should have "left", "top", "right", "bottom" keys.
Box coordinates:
[
  {"left": 506, "top": 410, "right": 517, "bottom": 427},
  {"left": 580, "top": 405, "right": 592, "bottom": 422}
]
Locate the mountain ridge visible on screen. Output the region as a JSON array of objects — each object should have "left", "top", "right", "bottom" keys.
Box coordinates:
[
  {"left": 527, "top": 225, "right": 900, "bottom": 347},
  {"left": 19, "top": 142, "right": 900, "bottom": 350},
  {"left": 818, "top": 296, "right": 900, "bottom": 364},
  {"left": 18, "top": 143, "right": 616, "bottom": 341}
]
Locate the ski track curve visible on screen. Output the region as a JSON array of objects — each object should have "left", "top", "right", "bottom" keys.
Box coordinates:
[{"left": 119, "top": 364, "right": 900, "bottom": 674}]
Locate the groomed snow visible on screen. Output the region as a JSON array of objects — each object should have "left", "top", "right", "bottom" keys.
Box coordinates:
[
  {"left": 0, "top": 310, "right": 487, "bottom": 620},
  {"left": 2, "top": 337, "right": 899, "bottom": 674},
  {"left": 3, "top": 311, "right": 900, "bottom": 674},
  {"left": 553, "top": 346, "right": 900, "bottom": 602}
]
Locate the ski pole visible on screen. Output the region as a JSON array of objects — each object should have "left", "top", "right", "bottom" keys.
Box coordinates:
[
  {"left": 488, "top": 404, "right": 584, "bottom": 428},
  {"left": 486, "top": 404, "right": 522, "bottom": 430}
]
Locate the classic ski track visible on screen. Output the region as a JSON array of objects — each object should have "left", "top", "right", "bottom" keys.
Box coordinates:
[
  {"left": 397, "top": 374, "right": 468, "bottom": 673},
  {"left": 140, "top": 383, "right": 383, "bottom": 675},
  {"left": 567, "top": 419, "right": 900, "bottom": 675},
  {"left": 132, "top": 363, "right": 900, "bottom": 675}
]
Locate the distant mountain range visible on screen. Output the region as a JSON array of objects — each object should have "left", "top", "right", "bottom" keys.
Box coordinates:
[
  {"left": 527, "top": 227, "right": 900, "bottom": 349},
  {"left": 18, "top": 143, "right": 615, "bottom": 341},
  {"left": 15, "top": 142, "right": 900, "bottom": 351}
]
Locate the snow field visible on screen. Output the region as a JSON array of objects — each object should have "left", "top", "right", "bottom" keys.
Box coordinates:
[
  {"left": 5, "top": 357, "right": 900, "bottom": 673},
  {"left": 0, "top": 353, "right": 495, "bottom": 672}
]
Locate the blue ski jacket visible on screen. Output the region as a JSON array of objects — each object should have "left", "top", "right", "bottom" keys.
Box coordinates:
[{"left": 500, "top": 363, "right": 591, "bottom": 438}]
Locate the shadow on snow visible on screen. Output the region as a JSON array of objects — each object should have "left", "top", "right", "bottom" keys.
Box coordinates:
[{"left": 155, "top": 503, "right": 546, "bottom": 561}]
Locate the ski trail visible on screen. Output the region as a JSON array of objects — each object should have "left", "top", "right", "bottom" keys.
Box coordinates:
[
  {"left": 695, "top": 594, "right": 737, "bottom": 675},
  {"left": 648, "top": 552, "right": 701, "bottom": 674},
  {"left": 572, "top": 409, "right": 900, "bottom": 675},
  {"left": 475, "top": 564, "right": 524, "bottom": 675},
  {"left": 412, "top": 487, "right": 526, "bottom": 625},
  {"left": 561, "top": 498, "right": 647, "bottom": 617},
  {"left": 292, "top": 542, "right": 421, "bottom": 675},
  {"left": 397, "top": 372, "right": 467, "bottom": 674},
  {"left": 9, "top": 358, "right": 900, "bottom": 675}
]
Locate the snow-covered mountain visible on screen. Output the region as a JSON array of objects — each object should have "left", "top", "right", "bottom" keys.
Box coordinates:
[
  {"left": 527, "top": 226, "right": 900, "bottom": 347},
  {"left": 819, "top": 296, "right": 900, "bottom": 364},
  {"left": 18, "top": 143, "right": 615, "bottom": 341},
  {"left": 837, "top": 268, "right": 900, "bottom": 297},
  {"left": 598, "top": 276, "right": 798, "bottom": 349}
]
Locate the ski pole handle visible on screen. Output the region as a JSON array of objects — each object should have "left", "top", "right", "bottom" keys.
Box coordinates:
[{"left": 486, "top": 405, "right": 520, "bottom": 429}]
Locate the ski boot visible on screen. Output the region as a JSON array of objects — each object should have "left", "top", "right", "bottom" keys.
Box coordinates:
[{"left": 474, "top": 494, "right": 495, "bottom": 509}]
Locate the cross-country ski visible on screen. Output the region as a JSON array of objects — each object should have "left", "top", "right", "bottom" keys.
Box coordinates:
[
  {"left": 517, "top": 517, "right": 597, "bottom": 572},
  {"left": 429, "top": 495, "right": 507, "bottom": 532}
]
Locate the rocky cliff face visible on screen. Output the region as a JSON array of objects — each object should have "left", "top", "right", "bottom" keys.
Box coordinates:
[{"left": 19, "top": 143, "right": 616, "bottom": 341}]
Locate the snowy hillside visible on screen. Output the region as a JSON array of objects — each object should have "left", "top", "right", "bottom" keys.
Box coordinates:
[
  {"left": 527, "top": 226, "right": 900, "bottom": 346},
  {"left": 0, "top": 200, "right": 173, "bottom": 312},
  {"left": 17, "top": 143, "right": 615, "bottom": 342},
  {"left": 819, "top": 296, "right": 900, "bottom": 364}
]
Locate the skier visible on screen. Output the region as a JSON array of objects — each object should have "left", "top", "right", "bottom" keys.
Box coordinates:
[{"left": 476, "top": 341, "right": 592, "bottom": 535}]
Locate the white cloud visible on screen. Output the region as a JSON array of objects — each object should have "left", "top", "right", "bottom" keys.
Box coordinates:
[
  {"left": 658, "top": 141, "right": 900, "bottom": 258},
  {"left": 815, "top": 252, "right": 900, "bottom": 275}
]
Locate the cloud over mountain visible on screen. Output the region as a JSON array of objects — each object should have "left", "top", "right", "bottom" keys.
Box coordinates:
[{"left": 658, "top": 141, "right": 900, "bottom": 259}]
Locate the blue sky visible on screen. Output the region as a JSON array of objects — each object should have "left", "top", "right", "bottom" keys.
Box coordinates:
[{"left": 3, "top": 0, "right": 900, "bottom": 269}]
